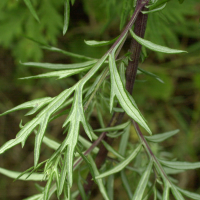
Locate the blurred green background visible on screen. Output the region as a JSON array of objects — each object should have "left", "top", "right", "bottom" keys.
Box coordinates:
[{"left": 0, "top": 0, "right": 200, "bottom": 199}]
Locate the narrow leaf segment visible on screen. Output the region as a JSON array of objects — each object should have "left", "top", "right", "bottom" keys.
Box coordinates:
[
  {"left": 145, "top": 129, "right": 179, "bottom": 143},
  {"left": 130, "top": 29, "right": 187, "bottom": 54},
  {"left": 109, "top": 53, "right": 151, "bottom": 134},
  {"left": 20, "top": 66, "right": 92, "bottom": 80},
  {"left": 45, "top": 84, "right": 93, "bottom": 195},
  {"left": 24, "top": 0, "right": 40, "bottom": 22},
  {"left": 63, "top": 0, "right": 70, "bottom": 35},
  {"left": 95, "top": 144, "right": 142, "bottom": 179},
  {"left": 21, "top": 60, "right": 97, "bottom": 70},
  {"left": 132, "top": 160, "right": 153, "bottom": 200},
  {"left": 89, "top": 156, "right": 111, "bottom": 200}
]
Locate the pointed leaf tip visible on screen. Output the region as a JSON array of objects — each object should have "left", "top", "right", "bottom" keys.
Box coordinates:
[
  {"left": 132, "top": 160, "right": 153, "bottom": 200},
  {"left": 24, "top": 0, "right": 40, "bottom": 22},
  {"left": 0, "top": 167, "right": 43, "bottom": 181},
  {"left": 63, "top": 0, "right": 70, "bottom": 35},
  {"left": 109, "top": 53, "right": 151, "bottom": 134},
  {"left": 84, "top": 37, "right": 118, "bottom": 47},
  {"left": 130, "top": 29, "right": 187, "bottom": 54}
]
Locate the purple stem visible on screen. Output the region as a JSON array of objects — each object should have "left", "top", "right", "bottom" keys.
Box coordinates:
[{"left": 76, "top": 0, "right": 149, "bottom": 199}]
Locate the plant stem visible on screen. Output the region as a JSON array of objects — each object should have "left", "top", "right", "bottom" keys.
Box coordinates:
[
  {"left": 76, "top": 1, "right": 149, "bottom": 199},
  {"left": 132, "top": 120, "right": 172, "bottom": 184},
  {"left": 126, "top": 3, "right": 148, "bottom": 93}
]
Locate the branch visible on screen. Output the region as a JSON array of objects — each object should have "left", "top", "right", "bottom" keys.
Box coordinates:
[
  {"left": 76, "top": 1, "right": 149, "bottom": 199},
  {"left": 131, "top": 120, "right": 172, "bottom": 183}
]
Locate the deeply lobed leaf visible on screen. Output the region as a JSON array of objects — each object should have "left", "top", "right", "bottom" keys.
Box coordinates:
[
  {"left": 109, "top": 53, "right": 151, "bottom": 134},
  {"left": 0, "top": 87, "right": 75, "bottom": 168},
  {"left": 0, "top": 97, "right": 53, "bottom": 117}
]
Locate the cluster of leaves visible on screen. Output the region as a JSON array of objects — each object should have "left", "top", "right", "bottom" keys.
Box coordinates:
[
  {"left": 0, "top": 0, "right": 200, "bottom": 200},
  {"left": 0, "top": 0, "right": 63, "bottom": 61},
  {"left": 0, "top": 0, "right": 198, "bottom": 62}
]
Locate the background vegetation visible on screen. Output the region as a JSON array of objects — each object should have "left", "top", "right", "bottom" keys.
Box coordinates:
[{"left": 0, "top": 0, "right": 200, "bottom": 199}]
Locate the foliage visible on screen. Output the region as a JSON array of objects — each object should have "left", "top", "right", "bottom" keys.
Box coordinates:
[{"left": 0, "top": 0, "right": 200, "bottom": 200}]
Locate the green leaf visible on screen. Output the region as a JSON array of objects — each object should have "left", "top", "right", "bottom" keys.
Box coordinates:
[
  {"left": 24, "top": 37, "right": 95, "bottom": 60},
  {"left": 49, "top": 108, "right": 71, "bottom": 122},
  {"left": 106, "top": 131, "right": 125, "bottom": 138},
  {"left": 120, "top": 0, "right": 131, "bottom": 30},
  {"left": 107, "top": 171, "right": 114, "bottom": 200},
  {"left": 132, "top": 160, "right": 153, "bottom": 200},
  {"left": 142, "top": 3, "right": 167, "bottom": 14},
  {"left": 121, "top": 170, "right": 133, "bottom": 199},
  {"left": 20, "top": 66, "right": 92, "bottom": 80},
  {"left": 96, "top": 144, "right": 142, "bottom": 179},
  {"left": 171, "top": 185, "right": 185, "bottom": 200},
  {"left": 0, "top": 87, "right": 75, "bottom": 168},
  {"left": 59, "top": 147, "right": 70, "bottom": 196},
  {"left": 177, "top": 187, "right": 200, "bottom": 200},
  {"left": 163, "top": 167, "right": 184, "bottom": 174},
  {"left": 159, "top": 159, "right": 200, "bottom": 170},
  {"left": 21, "top": 60, "right": 97, "bottom": 70},
  {"left": 88, "top": 155, "right": 111, "bottom": 200},
  {"left": 109, "top": 53, "right": 151, "bottom": 134},
  {"left": 47, "top": 84, "right": 93, "bottom": 194},
  {"left": 23, "top": 194, "right": 43, "bottom": 200},
  {"left": 23, "top": 184, "right": 57, "bottom": 200},
  {"left": 119, "top": 62, "right": 126, "bottom": 86},
  {"left": 71, "top": 191, "right": 79, "bottom": 199},
  {"left": 41, "top": 46, "right": 94, "bottom": 60},
  {"left": 130, "top": 29, "right": 187, "bottom": 54},
  {"left": 0, "top": 97, "right": 53, "bottom": 117},
  {"left": 0, "top": 167, "right": 43, "bottom": 181},
  {"left": 163, "top": 181, "right": 170, "bottom": 200},
  {"left": 78, "top": 135, "right": 99, "bottom": 154},
  {"left": 76, "top": 146, "right": 97, "bottom": 184},
  {"left": 101, "top": 140, "right": 125, "bottom": 160},
  {"left": 119, "top": 124, "right": 130, "bottom": 156},
  {"left": 63, "top": 85, "right": 93, "bottom": 142},
  {"left": 96, "top": 103, "right": 106, "bottom": 128},
  {"left": 43, "top": 173, "right": 54, "bottom": 200},
  {"left": 14, "top": 166, "right": 34, "bottom": 181},
  {"left": 77, "top": 172, "right": 87, "bottom": 200},
  {"left": 63, "top": 0, "right": 70, "bottom": 35},
  {"left": 84, "top": 37, "right": 118, "bottom": 47},
  {"left": 153, "top": 186, "right": 157, "bottom": 200},
  {"left": 81, "top": 52, "right": 109, "bottom": 84},
  {"left": 138, "top": 67, "right": 164, "bottom": 83},
  {"left": 42, "top": 136, "right": 60, "bottom": 150},
  {"left": 94, "top": 121, "right": 130, "bottom": 132},
  {"left": 147, "top": 0, "right": 169, "bottom": 9},
  {"left": 145, "top": 129, "right": 179, "bottom": 143},
  {"left": 24, "top": 0, "right": 40, "bottom": 22},
  {"left": 21, "top": 160, "right": 47, "bottom": 181},
  {"left": 84, "top": 67, "right": 109, "bottom": 100}
]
